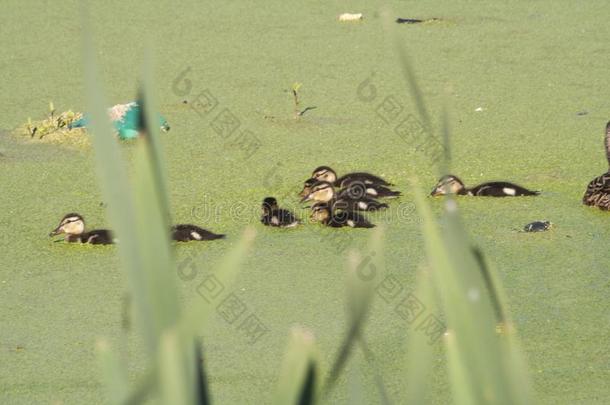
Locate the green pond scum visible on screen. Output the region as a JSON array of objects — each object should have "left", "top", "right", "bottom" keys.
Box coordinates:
[{"left": 0, "top": 1, "right": 609, "bottom": 404}]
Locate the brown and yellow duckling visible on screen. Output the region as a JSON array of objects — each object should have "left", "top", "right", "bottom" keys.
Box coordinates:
[
  {"left": 301, "top": 181, "right": 388, "bottom": 211},
  {"left": 430, "top": 175, "right": 539, "bottom": 197},
  {"left": 261, "top": 197, "right": 300, "bottom": 228},
  {"left": 583, "top": 121, "right": 610, "bottom": 210},
  {"left": 49, "top": 213, "right": 114, "bottom": 244},
  {"left": 311, "top": 166, "right": 394, "bottom": 187},
  {"left": 310, "top": 202, "right": 375, "bottom": 228}
]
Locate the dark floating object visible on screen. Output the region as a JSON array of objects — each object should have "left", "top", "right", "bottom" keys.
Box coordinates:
[
  {"left": 396, "top": 17, "right": 440, "bottom": 24},
  {"left": 523, "top": 221, "right": 552, "bottom": 232},
  {"left": 576, "top": 110, "right": 588, "bottom": 116}
]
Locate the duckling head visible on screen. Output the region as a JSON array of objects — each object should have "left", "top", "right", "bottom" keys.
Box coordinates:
[
  {"left": 262, "top": 197, "right": 278, "bottom": 214},
  {"left": 310, "top": 203, "right": 331, "bottom": 223},
  {"left": 312, "top": 166, "right": 337, "bottom": 183},
  {"left": 300, "top": 181, "right": 335, "bottom": 203},
  {"left": 298, "top": 178, "right": 315, "bottom": 198},
  {"left": 430, "top": 175, "right": 465, "bottom": 196},
  {"left": 50, "top": 213, "right": 85, "bottom": 236}
]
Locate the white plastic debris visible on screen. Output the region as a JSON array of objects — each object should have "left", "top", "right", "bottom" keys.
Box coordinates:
[
  {"left": 339, "top": 13, "right": 363, "bottom": 21},
  {"left": 475, "top": 107, "right": 484, "bottom": 112}
]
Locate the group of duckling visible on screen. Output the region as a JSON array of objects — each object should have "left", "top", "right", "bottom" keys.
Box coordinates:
[
  {"left": 262, "top": 166, "right": 401, "bottom": 229},
  {"left": 50, "top": 121, "right": 610, "bottom": 244}
]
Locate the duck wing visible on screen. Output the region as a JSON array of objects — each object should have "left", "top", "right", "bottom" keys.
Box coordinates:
[
  {"left": 470, "top": 182, "right": 539, "bottom": 197},
  {"left": 172, "top": 224, "right": 225, "bottom": 241},
  {"left": 336, "top": 172, "right": 393, "bottom": 187},
  {"left": 84, "top": 229, "right": 114, "bottom": 244}
]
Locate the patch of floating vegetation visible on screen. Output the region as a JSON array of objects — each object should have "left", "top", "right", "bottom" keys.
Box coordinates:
[{"left": 16, "top": 102, "right": 90, "bottom": 149}]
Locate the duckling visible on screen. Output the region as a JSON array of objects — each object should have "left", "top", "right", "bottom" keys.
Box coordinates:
[
  {"left": 310, "top": 203, "right": 375, "bottom": 228},
  {"left": 171, "top": 224, "right": 225, "bottom": 242},
  {"left": 583, "top": 121, "right": 610, "bottom": 210},
  {"left": 298, "top": 178, "right": 316, "bottom": 198},
  {"left": 49, "top": 213, "right": 114, "bottom": 244},
  {"left": 301, "top": 181, "right": 388, "bottom": 211},
  {"left": 261, "top": 197, "right": 300, "bottom": 227},
  {"left": 430, "top": 175, "right": 539, "bottom": 197},
  {"left": 339, "top": 179, "right": 401, "bottom": 199},
  {"left": 311, "top": 166, "right": 393, "bottom": 187}
]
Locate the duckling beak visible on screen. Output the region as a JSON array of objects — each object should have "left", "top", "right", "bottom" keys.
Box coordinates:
[
  {"left": 300, "top": 193, "right": 312, "bottom": 203},
  {"left": 430, "top": 187, "right": 442, "bottom": 197},
  {"left": 49, "top": 226, "right": 62, "bottom": 237},
  {"left": 298, "top": 187, "right": 310, "bottom": 198}
]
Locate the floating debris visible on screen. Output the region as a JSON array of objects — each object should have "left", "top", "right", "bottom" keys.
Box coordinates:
[
  {"left": 576, "top": 110, "right": 588, "bottom": 116},
  {"left": 396, "top": 17, "right": 441, "bottom": 24},
  {"left": 339, "top": 13, "right": 363, "bottom": 22},
  {"left": 523, "top": 221, "right": 552, "bottom": 232}
]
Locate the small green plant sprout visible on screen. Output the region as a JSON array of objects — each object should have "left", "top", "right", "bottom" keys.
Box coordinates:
[
  {"left": 26, "top": 117, "right": 37, "bottom": 138},
  {"left": 291, "top": 82, "right": 317, "bottom": 119},
  {"left": 292, "top": 82, "right": 302, "bottom": 118}
]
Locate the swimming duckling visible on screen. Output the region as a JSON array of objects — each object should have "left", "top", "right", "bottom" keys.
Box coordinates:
[
  {"left": 171, "top": 224, "right": 225, "bottom": 241},
  {"left": 583, "top": 121, "right": 610, "bottom": 210},
  {"left": 301, "top": 181, "right": 388, "bottom": 211},
  {"left": 50, "top": 213, "right": 114, "bottom": 244},
  {"left": 311, "top": 166, "right": 393, "bottom": 187},
  {"left": 339, "top": 179, "right": 401, "bottom": 199},
  {"left": 430, "top": 175, "right": 539, "bottom": 197},
  {"left": 261, "top": 197, "right": 300, "bottom": 227},
  {"left": 310, "top": 203, "right": 375, "bottom": 228}
]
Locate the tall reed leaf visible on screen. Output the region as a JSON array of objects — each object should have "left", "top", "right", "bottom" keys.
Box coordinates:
[{"left": 273, "top": 327, "right": 320, "bottom": 405}]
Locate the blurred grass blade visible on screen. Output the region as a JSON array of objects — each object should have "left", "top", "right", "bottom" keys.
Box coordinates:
[
  {"left": 403, "top": 264, "right": 437, "bottom": 405},
  {"left": 471, "top": 247, "right": 505, "bottom": 324},
  {"left": 347, "top": 347, "right": 365, "bottom": 405},
  {"left": 273, "top": 327, "right": 319, "bottom": 405},
  {"left": 96, "top": 339, "right": 129, "bottom": 405},
  {"left": 131, "top": 132, "right": 181, "bottom": 339},
  {"left": 178, "top": 227, "right": 255, "bottom": 339},
  {"left": 158, "top": 330, "right": 196, "bottom": 405},
  {"left": 138, "top": 48, "right": 172, "bottom": 228},
  {"left": 323, "top": 249, "right": 374, "bottom": 396},
  {"left": 358, "top": 337, "right": 392, "bottom": 405},
  {"left": 195, "top": 341, "right": 212, "bottom": 405}
]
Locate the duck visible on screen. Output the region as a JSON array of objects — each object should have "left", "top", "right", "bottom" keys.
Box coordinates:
[
  {"left": 301, "top": 181, "right": 388, "bottom": 211},
  {"left": 583, "top": 121, "right": 610, "bottom": 210},
  {"left": 310, "top": 203, "right": 375, "bottom": 228},
  {"left": 68, "top": 101, "right": 170, "bottom": 140},
  {"left": 171, "top": 224, "right": 225, "bottom": 241},
  {"left": 261, "top": 197, "right": 300, "bottom": 227},
  {"left": 49, "top": 213, "right": 114, "bottom": 244},
  {"left": 311, "top": 166, "right": 393, "bottom": 187},
  {"left": 430, "top": 175, "right": 539, "bottom": 197}
]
